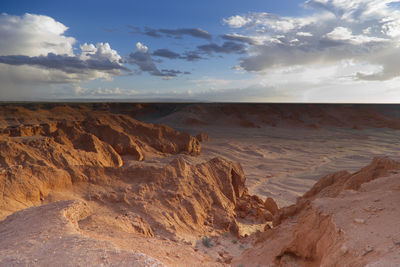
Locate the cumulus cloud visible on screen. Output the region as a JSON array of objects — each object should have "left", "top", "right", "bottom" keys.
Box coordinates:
[
  {"left": 325, "top": 26, "right": 388, "bottom": 44},
  {"left": 0, "top": 13, "right": 76, "bottom": 56},
  {"left": 0, "top": 12, "right": 126, "bottom": 97},
  {"left": 0, "top": 41, "right": 127, "bottom": 76},
  {"left": 0, "top": 53, "right": 127, "bottom": 74},
  {"left": 80, "top": 42, "right": 123, "bottom": 63},
  {"left": 223, "top": 15, "right": 252, "bottom": 28},
  {"left": 127, "top": 25, "right": 212, "bottom": 40},
  {"left": 223, "top": 0, "right": 400, "bottom": 80}
]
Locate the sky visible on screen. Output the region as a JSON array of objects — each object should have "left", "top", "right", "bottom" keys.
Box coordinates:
[{"left": 1, "top": 0, "right": 400, "bottom": 102}]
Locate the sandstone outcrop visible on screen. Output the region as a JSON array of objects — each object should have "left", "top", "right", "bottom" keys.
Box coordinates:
[
  {"left": 0, "top": 106, "right": 202, "bottom": 219},
  {"left": 196, "top": 132, "right": 210, "bottom": 142},
  {"left": 83, "top": 156, "right": 272, "bottom": 239},
  {"left": 264, "top": 197, "right": 279, "bottom": 215},
  {"left": 0, "top": 104, "right": 274, "bottom": 266},
  {"left": 233, "top": 157, "right": 400, "bottom": 266}
]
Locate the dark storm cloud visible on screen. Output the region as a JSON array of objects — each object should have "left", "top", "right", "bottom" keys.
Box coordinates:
[
  {"left": 127, "top": 25, "right": 211, "bottom": 40},
  {"left": 0, "top": 53, "right": 129, "bottom": 73}
]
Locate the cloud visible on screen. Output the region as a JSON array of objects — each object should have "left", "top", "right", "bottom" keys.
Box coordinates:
[
  {"left": 296, "top": 32, "right": 313, "bottom": 37},
  {"left": 127, "top": 25, "right": 212, "bottom": 40},
  {"left": 222, "top": 0, "right": 400, "bottom": 80},
  {"left": 221, "top": 33, "right": 273, "bottom": 45},
  {"left": 325, "top": 26, "right": 388, "bottom": 44},
  {"left": 0, "top": 13, "right": 126, "bottom": 85},
  {"left": 161, "top": 69, "right": 183, "bottom": 76},
  {"left": 223, "top": 15, "right": 252, "bottom": 28},
  {"left": 197, "top": 41, "right": 246, "bottom": 54},
  {"left": 128, "top": 42, "right": 185, "bottom": 77},
  {"left": 0, "top": 52, "right": 128, "bottom": 74},
  {"left": 73, "top": 85, "right": 138, "bottom": 98},
  {"left": 80, "top": 42, "right": 123, "bottom": 63},
  {"left": 0, "top": 13, "right": 76, "bottom": 56},
  {"left": 158, "top": 28, "right": 211, "bottom": 40},
  {"left": 152, "top": 48, "right": 206, "bottom": 62},
  {"left": 127, "top": 25, "right": 163, "bottom": 38},
  {"left": 222, "top": 33, "right": 257, "bottom": 44},
  {"left": 152, "top": 49, "right": 180, "bottom": 59},
  {"left": 181, "top": 51, "right": 204, "bottom": 61}
]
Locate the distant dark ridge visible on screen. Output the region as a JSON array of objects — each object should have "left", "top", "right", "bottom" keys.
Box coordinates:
[{"left": 1, "top": 103, "right": 400, "bottom": 126}]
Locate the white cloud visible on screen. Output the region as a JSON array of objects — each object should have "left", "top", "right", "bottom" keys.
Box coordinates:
[
  {"left": 325, "top": 26, "right": 353, "bottom": 40},
  {"left": 326, "top": 26, "right": 388, "bottom": 44},
  {"left": 222, "top": 0, "right": 400, "bottom": 81},
  {"left": 80, "top": 42, "right": 121, "bottom": 63},
  {"left": 72, "top": 85, "right": 138, "bottom": 98},
  {"left": 296, "top": 31, "right": 313, "bottom": 36},
  {"left": 223, "top": 15, "right": 252, "bottom": 28},
  {"left": 0, "top": 13, "right": 75, "bottom": 56},
  {"left": 135, "top": 42, "right": 149, "bottom": 53},
  {"left": 0, "top": 13, "right": 125, "bottom": 100}
]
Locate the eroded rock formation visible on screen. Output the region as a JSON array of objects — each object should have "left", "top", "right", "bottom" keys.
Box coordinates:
[{"left": 233, "top": 157, "right": 400, "bottom": 266}]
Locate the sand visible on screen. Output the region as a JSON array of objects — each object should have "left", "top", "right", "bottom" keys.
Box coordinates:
[{"left": 159, "top": 123, "right": 400, "bottom": 207}]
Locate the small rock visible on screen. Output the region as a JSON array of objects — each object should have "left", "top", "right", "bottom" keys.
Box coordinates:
[
  {"left": 264, "top": 197, "right": 279, "bottom": 215},
  {"left": 196, "top": 132, "right": 210, "bottom": 142},
  {"left": 340, "top": 244, "right": 348, "bottom": 254},
  {"left": 224, "top": 256, "right": 233, "bottom": 264},
  {"left": 264, "top": 223, "right": 272, "bottom": 231},
  {"left": 362, "top": 245, "right": 374, "bottom": 256},
  {"left": 353, "top": 218, "right": 365, "bottom": 224}
]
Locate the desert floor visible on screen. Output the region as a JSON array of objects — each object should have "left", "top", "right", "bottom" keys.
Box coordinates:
[{"left": 152, "top": 123, "right": 400, "bottom": 207}]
